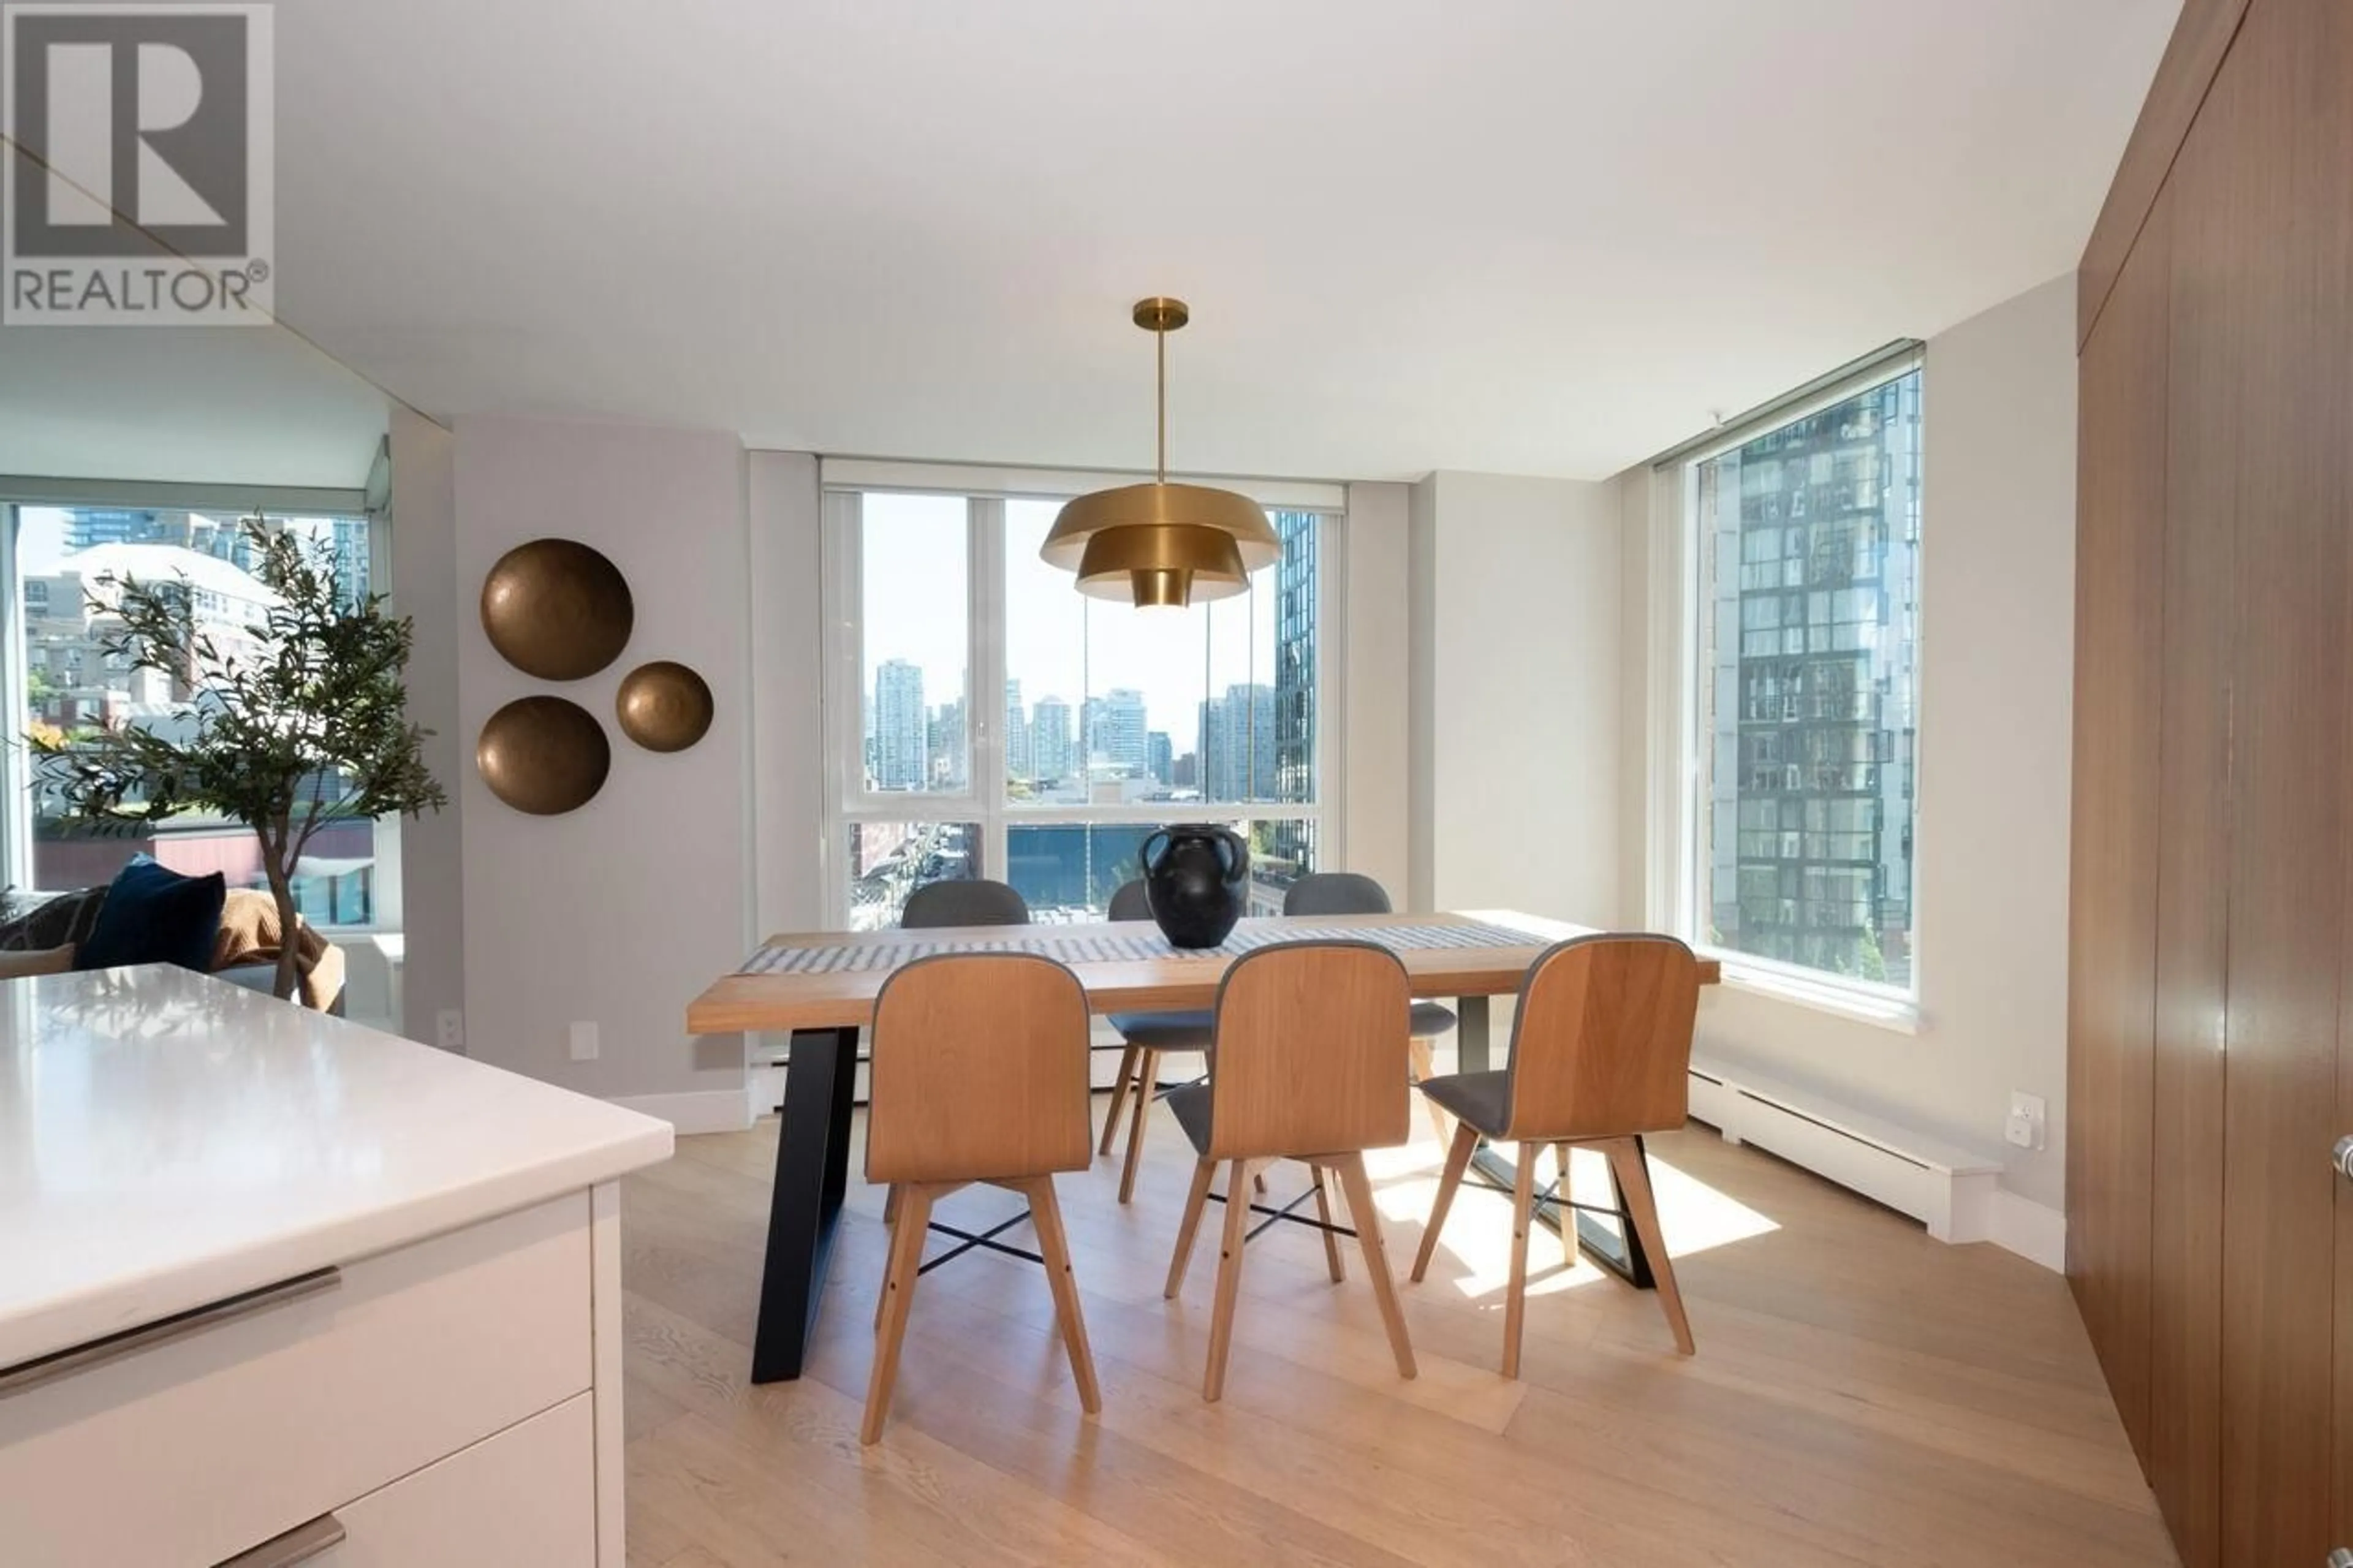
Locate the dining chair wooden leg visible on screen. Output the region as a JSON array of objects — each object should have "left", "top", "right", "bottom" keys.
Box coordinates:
[
  {"left": 1412, "top": 1121, "right": 1479, "bottom": 1282},
  {"left": 1118, "top": 1048, "right": 1159, "bottom": 1203},
  {"left": 1099, "top": 1044, "right": 1140, "bottom": 1157},
  {"left": 1020, "top": 1176, "right": 1102, "bottom": 1414},
  {"left": 1605, "top": 1138, "right": 1695, "bottom": 1355},
  {"left": 1408, "top": 1036, "right": 1447, "bottom": 1145},
  {"left": 1554, "top": 1143, "right": 1575, "bottom": 1268},
  {"left": 862, "top": 1183, "right": 935, "bottom": 1444},
  {"left": 1165, "top": 1157, "right": 1216, "bottom": 1298},
  {"left": 1502, "top": 1143, "right": 1538, "bottom": 1379},
  {"left": 874, "top": 1184, "right": 903, "bottom": 1330},
  {"left": 1203, "top": 1159, "right": 1254, "bottom": 1401},
  {"left": 1336, "top": 1153, "right": 1416, "bottom": 1381},
  {"left": 1310, "top": 1164, "right": 1346, "bottom": 1282}
]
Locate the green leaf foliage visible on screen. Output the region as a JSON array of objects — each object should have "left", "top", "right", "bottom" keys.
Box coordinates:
[{"left": 29, "top": 517, "right": 446, "bottom": 994}]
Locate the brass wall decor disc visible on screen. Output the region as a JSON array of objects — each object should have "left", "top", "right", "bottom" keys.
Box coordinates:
[
  {"left": 480, "top": 538, "right": 634, "bottom": 680},
  {"left": 615, "top": 661, "right": 714, "bottom": 753},
  {"left": 477, "top": 695, "right": 612, "bottom": 815}
]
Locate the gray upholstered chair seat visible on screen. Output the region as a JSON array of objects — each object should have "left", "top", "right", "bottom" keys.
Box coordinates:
[
  {"left": 1105, "top": 1009, "right": 1216, "bottom": 1048},
  {"left": 1415, "top": 1069, "right": 1510, "bottom": 1137},
  {"left": 1409, "top": 1001, "right": 1459, "bottom": 1039},
  {"left": 1164, "top": 1080, "right": 1214, "bottom": 1155}
]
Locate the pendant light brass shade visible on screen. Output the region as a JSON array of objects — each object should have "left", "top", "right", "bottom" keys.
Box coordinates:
[{"left": 1040, "top": 298, "right": 1277, "bottom": 608}]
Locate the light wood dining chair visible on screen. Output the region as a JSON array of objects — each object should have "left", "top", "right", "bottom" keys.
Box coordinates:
[
  {"left": 1162, "top": 941, "right": 1418, "bottom": 1401},
  {"left": 1409, "top": 934, "right": 1702, "bottom": 1377},
  {"left": 862, "top": 952, "right": 1100, "bottom": 1444},
  {"left": 1283, "top": 872, "right": 1460, "bottom": 1143},
  {"left": 1099, "top": 877, "right": 1218, "bottom": 1202}
]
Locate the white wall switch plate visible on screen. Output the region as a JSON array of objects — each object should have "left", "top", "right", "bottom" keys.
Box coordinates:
[
  {"left": 569, "top": 1021, "right": 599, "bottom": 1062},
  {"left": 435, "top": 1009, "right": 464, "bottom": 1051},
  {"left": 2008, "top": 1091, "right": 2047, "bottom": 1150}
]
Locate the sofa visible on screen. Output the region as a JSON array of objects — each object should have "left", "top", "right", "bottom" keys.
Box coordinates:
[{"left": 0, "top": 879, "right": 347, "bottom": 1012}]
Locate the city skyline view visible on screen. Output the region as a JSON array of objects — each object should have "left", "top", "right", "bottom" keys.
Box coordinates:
[
  {"left": 845, "top": 491, "right": 1322, "bottom": 926},
  {"left": 1696, "top": 368, "right": 1921, "bottom": 987},
  {"left": 856, "top": 493, "right": 1308, "bottom": 802}
]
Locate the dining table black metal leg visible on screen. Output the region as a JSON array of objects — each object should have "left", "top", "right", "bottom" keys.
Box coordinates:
[
  {"left": 751, "top": 1024, "right": 859, "bottom": 1383},
  {"left": 1453, "top": 993, "right": 1654, "bottom": 1289}
]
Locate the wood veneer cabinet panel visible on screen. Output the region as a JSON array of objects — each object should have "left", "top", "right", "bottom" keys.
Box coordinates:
[
  {"left": 2146, "top": 107, "right": 2237, "bottom": 1562},
  {"left": 2204, "top": 2, "right": 2353, "bottom": 1560},
  {"left": 2078, "top": 0, "right": 2252, "bottom": 347},
  {"left": 2066, "top": 183, "right": 2170, "bottom": 1471}
]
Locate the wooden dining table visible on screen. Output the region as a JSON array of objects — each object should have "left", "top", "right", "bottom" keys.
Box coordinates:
[{"left": 686, "top": 909, "right": 1721, "bottom": 1384}]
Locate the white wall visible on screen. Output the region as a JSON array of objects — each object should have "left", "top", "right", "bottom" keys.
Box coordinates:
[
  {"left": 394, "top": 428, "right": 1404, "bottom": 1120},
  {"left": 1342, "top": 482, "right": 1412, "bottom": 902},
  {"left": 388, "top": 407, "right": 463, "bottom": 1044},
  {"left": 1409, "top": 471, "right": 1623, "bottom": 923},
  {"left": 1621, "top": 274, "right": 2078, "bottom": 1208},
  {"left": 449, "top": 416, "right": 753, "bottom": 1107}
]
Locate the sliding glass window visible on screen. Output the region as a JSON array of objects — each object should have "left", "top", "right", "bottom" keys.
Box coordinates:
[
  {"left": 1684, "top": 360, "right": 1922, "bottom": 996},
  {"left": 4, "top": 501, "right": 386, "bottom": 926},
  {"left": 827, "top": 485, "right": 1336, "bottom": 930}
]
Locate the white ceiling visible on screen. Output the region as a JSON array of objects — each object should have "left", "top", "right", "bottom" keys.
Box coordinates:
[
  {"left": 276, "top": 2, "right": 2165, "bottom": 480},
  {"left": 0, "top": 324, "right": 387, "bottom": 490}
]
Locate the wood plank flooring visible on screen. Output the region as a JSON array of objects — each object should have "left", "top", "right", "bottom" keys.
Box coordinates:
[{"left": 620, "top": 1099, "right": 2177, "bottom": 1567}]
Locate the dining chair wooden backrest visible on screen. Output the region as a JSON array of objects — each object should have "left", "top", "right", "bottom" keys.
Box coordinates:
[
  {"left": 865, "top": 952, "right": 1093, "bottom": 1186},
  {"left": 1205, "top": 940, "right": 1412, "bottom": 1162},
  {"left": 1500, "top": 934, "right": 1702, "bottom": 1143}
]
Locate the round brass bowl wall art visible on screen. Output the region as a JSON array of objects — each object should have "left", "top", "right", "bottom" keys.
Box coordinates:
[
  {"left": 615, "top": 661, "right": 714, "bottom": 753},
  {"left": 480, "top": 538, "right": 635, "bottom": 680},
  {"left": 477, "top": 695, "right": 612, "bottom": 816}
]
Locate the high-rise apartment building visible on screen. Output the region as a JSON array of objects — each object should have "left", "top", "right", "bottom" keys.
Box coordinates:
[
  {"left": 873, "top": 658, "right": 927, "bottom": 790},
  {"left": 1268, "top": 511, "right": 1320, "bottom": 876},
  {"left": 1030, "top": 695, "right": 1074, "bottom": 785},
  {"left": 1082, "top": 687, "right": 1148, "bottom": 778},
  {"left": 1199, "top": 683, "right": 1275, "bottom": 802},
  {"left": 1146, "top": 730, "right": 1173, "bottom": 787},
  {"left": 1697, "top": 369, "right": 1920, "bottom": 985},
  {"left": 927, "top": 697, "right": 967, "bottom": 790},
  {"left": 1004, "top": 679, "right": 1031, "bottom": 784}
]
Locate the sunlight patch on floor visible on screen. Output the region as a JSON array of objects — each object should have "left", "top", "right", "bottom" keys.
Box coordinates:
[{"left": 1362, "top": 1141, "right": 1779, "bottom": 1301}]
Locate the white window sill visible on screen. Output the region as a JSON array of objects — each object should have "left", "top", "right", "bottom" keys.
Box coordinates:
[{"left": 1708, "top": 956, "right": 1923, "bottom": 1036}]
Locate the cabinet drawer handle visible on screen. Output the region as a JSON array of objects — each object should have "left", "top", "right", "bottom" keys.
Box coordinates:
[
  {"left": 2336, "top": 1135, "right": 2353, "bottom": 1181},
  {"left": 216, "top": 1512, "right": 346, "bottom": 1568},
  {"left": 2328, "top": 1550, "right": 2352, "bottom": 1568},
  {"left": 0, "top": 1267, "right": 339, "bottom": 1398}
]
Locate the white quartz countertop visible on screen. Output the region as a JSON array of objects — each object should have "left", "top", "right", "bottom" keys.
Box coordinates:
[{"left": 0, "top": 967, "right": 674, "bottom": 1370}]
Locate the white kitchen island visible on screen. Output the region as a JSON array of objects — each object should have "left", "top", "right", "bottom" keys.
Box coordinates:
[{"left": 0, "top": 966, "right": 673, "bottom": 1567}]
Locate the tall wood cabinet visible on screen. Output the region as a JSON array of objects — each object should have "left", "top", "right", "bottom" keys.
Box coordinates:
[{"left": 2066, "top": 1, "right": 2353, "bottom": 1563}]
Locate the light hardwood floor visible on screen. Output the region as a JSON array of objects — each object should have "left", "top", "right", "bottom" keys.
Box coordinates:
[{"left": 621, "top": 1099, "right": 2177, "bottom": 1567}]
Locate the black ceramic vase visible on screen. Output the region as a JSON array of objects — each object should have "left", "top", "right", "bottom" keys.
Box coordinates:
[{"left": 1139, "top": 824, "right": 1250, "bottom": 949}]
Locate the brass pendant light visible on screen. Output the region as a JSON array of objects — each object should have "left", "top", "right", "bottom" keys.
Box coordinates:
[{"left": 1040, "top": 297, "right": 1279, "bottom": 607}]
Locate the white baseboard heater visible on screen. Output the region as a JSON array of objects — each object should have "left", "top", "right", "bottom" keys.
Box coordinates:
[{"left": 1686, "top": 1056, "right": 2005, "bottom": 1246}]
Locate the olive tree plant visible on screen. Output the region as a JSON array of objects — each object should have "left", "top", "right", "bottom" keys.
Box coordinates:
[{"left": 33, "top": 517, "right": 445, "bottom": 1003}]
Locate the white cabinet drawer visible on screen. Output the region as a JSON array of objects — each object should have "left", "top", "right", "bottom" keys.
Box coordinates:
[
  {"left": 0, "top": 1194, "right": 592, "bottom": 1567},
  {"left": 306, "top": 1392, "right": 596, "bottom": 1567}
]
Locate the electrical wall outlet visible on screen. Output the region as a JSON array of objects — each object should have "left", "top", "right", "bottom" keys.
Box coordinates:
[
  {"left": 2007, "top": 1090, "right": 2047, "bottom": 1150},
  {"left": 435, "top": 1009, "right": 465, "bottom": 1051},
  {"left": 569, "top": 1021, "right": 600, "bottom": 1062}
]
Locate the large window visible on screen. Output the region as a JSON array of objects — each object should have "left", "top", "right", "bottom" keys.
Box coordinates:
[
  {"left": 1684, "top": 363, "right": 1921, "bottom": 994},
  {"left": 6, "top": 502, "right": 385, "bottom": 925},
  {"left": 828, "top": 484, "right": 1335, "bottom": 930}
]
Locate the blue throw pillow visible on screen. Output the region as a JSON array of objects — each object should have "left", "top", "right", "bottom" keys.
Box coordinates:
[{"left": 75, "top": 856, "right": 229, "bottom": 975}]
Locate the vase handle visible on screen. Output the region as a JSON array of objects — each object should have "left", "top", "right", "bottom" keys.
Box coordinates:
[
  {"left": 1214, "top": 827, "right": 1246, "bottom": 881},
  {"left": 1139, "top": 828, "right": 1172, "bottom": 879}
]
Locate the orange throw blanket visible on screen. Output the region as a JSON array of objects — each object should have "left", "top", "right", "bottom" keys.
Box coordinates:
[{"left": 210, "top": 888, "right": 346, "bottom": 1011}]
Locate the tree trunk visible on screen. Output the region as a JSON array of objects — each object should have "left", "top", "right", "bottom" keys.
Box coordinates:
[{"left": 260, "top": 854, "right": 303, "bottom": 1006}]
